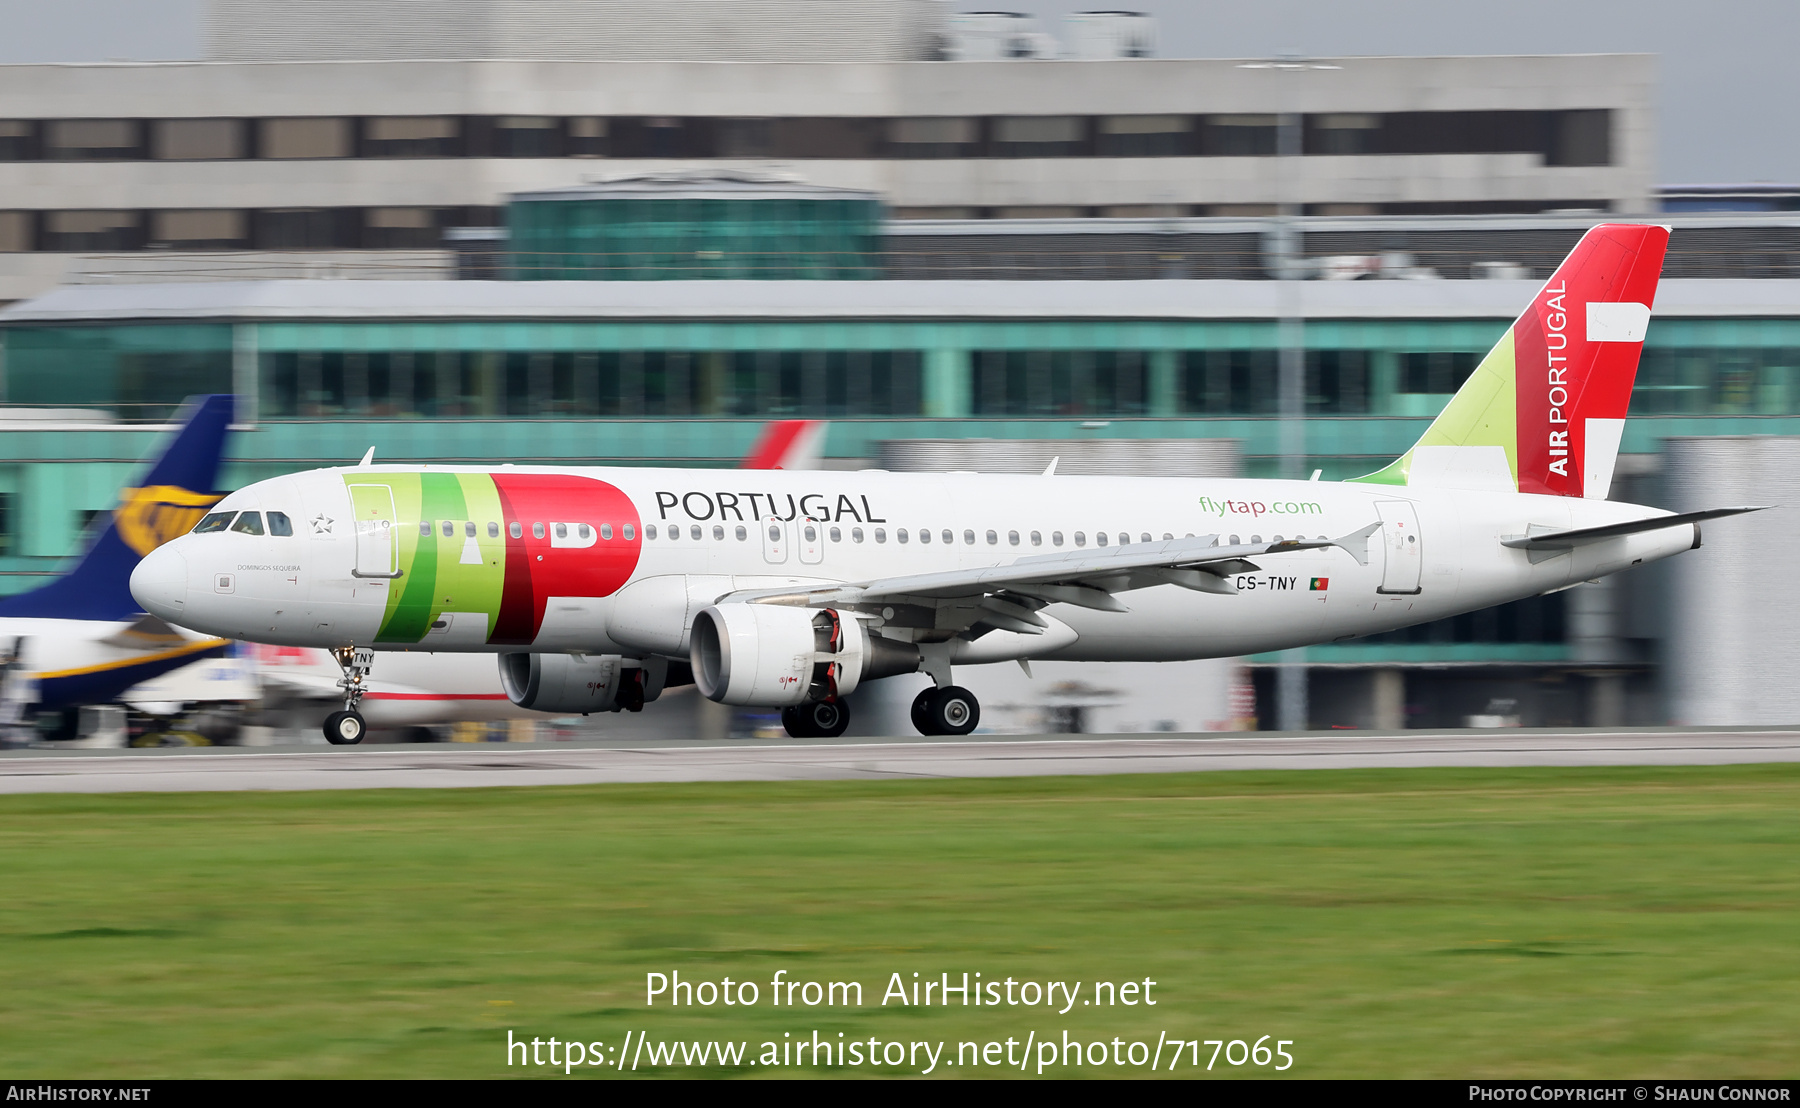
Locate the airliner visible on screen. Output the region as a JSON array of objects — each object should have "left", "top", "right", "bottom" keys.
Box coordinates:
[
  {"left": 130, "top": 226, "right": 1758, "bottom": 744},
  {"left": 0, "top": 395, "right": 233, "bottom": 730}
]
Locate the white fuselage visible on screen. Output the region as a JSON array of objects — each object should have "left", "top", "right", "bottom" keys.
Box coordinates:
[{"left": 133, "top": 465, "right": 1695, "bottom": 666}]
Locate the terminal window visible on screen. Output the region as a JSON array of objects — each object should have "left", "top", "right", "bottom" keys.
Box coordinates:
[
  {"left": 362, "top": 116, "right": 461, "bottom": 158},
  {"left": 152, "top": 119, "right": 245, "bottom": 161},
  {"left": 0, "top": 120, "right": 33, "bottom": 160},
  {"left": 260, "top": 118, "right": 352, "bottom": 159},
  {"left": 44, "top": 119, "right": 140, "bottom": 159}
]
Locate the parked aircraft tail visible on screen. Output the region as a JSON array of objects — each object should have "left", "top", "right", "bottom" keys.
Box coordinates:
[
  {"left": 1356, "top": 223, "right": 1671, "bottom": 498},
  {"left": 742, "top": 419, "right": 828, "bottom": 470},
  {"left": 0, "top": 395, "right": 233, "bottom": 622}
]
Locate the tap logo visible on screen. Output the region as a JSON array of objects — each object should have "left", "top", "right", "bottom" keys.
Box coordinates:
[{"left": 114, "top": 485, "right": 223, "bottom": 556}]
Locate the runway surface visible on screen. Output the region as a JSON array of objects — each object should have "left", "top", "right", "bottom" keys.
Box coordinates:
[{"left": 0, "top": 728, "right": 1797, "bottom": 794}]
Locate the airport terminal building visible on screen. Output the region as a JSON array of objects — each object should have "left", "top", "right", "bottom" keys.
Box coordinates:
[{"left": 0, "top": 3, "right": 1790, "bottom": 732}]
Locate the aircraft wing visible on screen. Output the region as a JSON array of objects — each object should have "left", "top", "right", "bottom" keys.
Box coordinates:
[{"left": 722, "top": 523, "right": 1379, "bottom": 636}]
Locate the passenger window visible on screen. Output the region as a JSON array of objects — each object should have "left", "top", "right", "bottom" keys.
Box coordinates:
[
  {"left": 1008, "top": 530, "right": 1019, "bottom": 546},
  {"left": 1096, "top": 532, "right": 1108, "bottom": 547},
  {"left": 712, "top": 525, "right": 724, "bottom": 541},
  {"left": 1141, "top": 533, "right": 1152, "bottom": 544},
  {"left": 689, "top": 525, "right": 701, "bottom": 540},
  {"left": 803, "top": 524, "right": 817, "bottom": 542},
  {"left": 267, "top": 511, "right": 294, "bottom": 537},
  {"left": 600, "top": 524, "right": 613, "bottom": 540},
  {"left": 767, "top": 525, "right": 779, "bottom": 542},
  {"left": 1119, "top": 533, "right": 1129, "bottom": 547},
  {"left": 193, "top": 511, "right": 235, "bottom": 534},
  {"left": 896, "top": 529, "right": 907, "bottom": 544},
  {"left": 623, "top": 524, "right": 635, "bottom": 540},
  {"left": 464, "top": 521, "right": 476, "bottom": 538},
  {"left": 875, "top": 528, "right": 887, "bottom": 543},
  {"left": 670, "top": 526, "right": 680, "bottom": 541},
  {"left": 230, "top": 511, "right": 265, "bottom": 535},
  {"left": 1163, "top": 533, "right": 1173, "bottom": 541},
  {"left": 852, "top": 527, "right": 864, "bottom": 543},
  {"left": 918, "top": 529, "right": 929, "bottom": 544},
  {"left": 420, "top": 521, "right": 432, "bottom": 537},
  {"left": 734, "top": 525, "right": 746, "bottom": 541},
  {"left": 579, "top": 523, "right": 591, "bottom": 540},
  {"left": 946, "top": 530, "right": 957, "bottom": 545},
  {"left": 646, "top": 525, "right": 658, "bottom": 539},
  {"left": 488, "top": 521, "right": 500, "bottom": 538},
  {"left": 1252, "top": 534, "right": 1262, "bottom": 544},
  {"left": 532, "top": 522, "right": 545, "bottom": 539},
  {"left": 509, "top": 522, "right": 522, "bottom": 539},
  {"left": 1229, "top": 534, "right": 1240, "bottom": 545},
  {"left": 1051, "top": 531, "right": 1063, "bottom": 546},
  {"left": 442, "top": 520, "right": 454, "bottom": 537},
  {"left": 829, "top": 526, "right": 841, "bottom": 542},
  {"left": 985, "top": 530, "right": 997, "bottom": 545},
  {"left": 555, "top": 523, "right": 568, "bottom": 539},
  {"left": 1074, "top": 532, "right": 1086, "bottom": 547},
  {"left": 1030, "top": 531, "right": 1041, "bottom": 546}
]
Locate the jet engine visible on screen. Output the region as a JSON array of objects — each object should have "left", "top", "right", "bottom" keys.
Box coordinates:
[
  {"left": 497, "top": 652, "right": 669, "bottom": 713},
  {"left": 689, "top": 604, "right": 919, "bottom": 707}
]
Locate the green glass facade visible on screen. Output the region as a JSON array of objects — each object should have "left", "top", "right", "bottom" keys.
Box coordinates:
[
  {"left": 10, "top": 317, "right": 1800, "bottom": 423},
  {"left": 508, "top": 196, "right": 883, "bottom": 280}
]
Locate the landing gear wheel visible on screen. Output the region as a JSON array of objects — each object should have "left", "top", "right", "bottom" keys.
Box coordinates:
[
  {"left": 323, "top": 710, "right": 366, "bottom": 746},
  {"left": 925, "top": 685, "right": 980, "bottom": 736},
  {"left": 911, "top": 688, "right": 940, "bottom": 736},
  {"left": 782, "top": 699, "right": 850, "bottom": 740}
]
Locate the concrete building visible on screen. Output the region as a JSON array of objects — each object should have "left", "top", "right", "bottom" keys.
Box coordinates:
[{"left": 0, "top": 44, "right": 1656, "bottom": 301}]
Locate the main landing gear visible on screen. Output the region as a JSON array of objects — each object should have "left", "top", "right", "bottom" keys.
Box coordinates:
[
  {"left": 782, "top": 698, "right": 851, "bottom": 739},
  {"left": 911, "top": 685, "right": 980, "bottom": 736},
  {"left": 324, "top": 646, "right": 373, "bottom": 745}
]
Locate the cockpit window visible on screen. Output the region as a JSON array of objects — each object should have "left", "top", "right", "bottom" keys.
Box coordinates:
[
  {"left": 193, "top": 512, "right": 235, "bottom": 534},
  {"left": 267, "top": 511, "right": 294, "bottom": 537},
  {"left": 230, "top": 511, "right": 265, "bottom": 536}
]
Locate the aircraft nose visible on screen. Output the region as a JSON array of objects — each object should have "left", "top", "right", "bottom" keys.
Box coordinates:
[{"left": 130, "top": 545, "right": 189, "bottom": 620}]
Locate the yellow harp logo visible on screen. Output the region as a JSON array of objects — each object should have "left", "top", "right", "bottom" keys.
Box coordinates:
[{"left": 114, "top": 486, "right": 224, "bottom": 557}]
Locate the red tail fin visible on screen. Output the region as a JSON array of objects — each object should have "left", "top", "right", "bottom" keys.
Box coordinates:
[{"left": 1514, "top": 223, "right": 1670, "bottom": 497}]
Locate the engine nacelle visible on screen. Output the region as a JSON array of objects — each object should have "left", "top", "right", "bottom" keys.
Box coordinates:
[
  {"left": 497, "top": 653, "right": 668, "bottom": 714},
  {"left": 690, "top": 604, "right": 919, "bottom": 707}
]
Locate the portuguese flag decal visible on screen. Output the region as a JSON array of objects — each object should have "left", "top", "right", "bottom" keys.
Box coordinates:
[{"left": 1310, "top": 578, "right": 1329, "bottom": 591}]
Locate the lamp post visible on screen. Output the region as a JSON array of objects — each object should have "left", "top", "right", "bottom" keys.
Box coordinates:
[{"left": 1239, "top": 54, "right": 1340, "bottom": 733}]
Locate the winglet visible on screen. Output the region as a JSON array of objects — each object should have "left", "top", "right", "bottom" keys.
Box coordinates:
[
  {"left": 1042, "top": 457, "right": 1059, "bottom": 477},
  {"left": 1333, "top": 522, "right": 1383, "bottom": 567},
  {"left": 358, "top": 447, "right": 376, "bottom": 466}
]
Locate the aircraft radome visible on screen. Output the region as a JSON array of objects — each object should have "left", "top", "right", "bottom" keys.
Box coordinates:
[{"left": 130, "top": 226, "right": 1762, "bottom": 745}]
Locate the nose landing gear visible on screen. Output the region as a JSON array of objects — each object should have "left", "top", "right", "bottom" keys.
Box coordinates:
[{"left": 324, "top": 646, "right": 373, "bottom": 745}]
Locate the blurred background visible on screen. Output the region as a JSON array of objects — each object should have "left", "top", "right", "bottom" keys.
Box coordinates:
[{"left": 0, "top": 0, "right": 1796, "bottom": 744}]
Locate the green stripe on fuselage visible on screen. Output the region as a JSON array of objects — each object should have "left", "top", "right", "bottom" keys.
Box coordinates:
[{"left": 353, "top": 471, "right": 509, "bottom": 644}]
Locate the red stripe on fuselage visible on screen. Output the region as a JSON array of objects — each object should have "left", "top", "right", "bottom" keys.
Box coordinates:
[
  {"left": 489, "top": 474, "right": 643, "bottom": 645},
  {"left": 490, "top": 480, "right": 536, "bottom": 646}
]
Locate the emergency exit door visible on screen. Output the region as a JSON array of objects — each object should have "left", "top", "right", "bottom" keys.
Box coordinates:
[{"left": 1375, "top": 500, "right": 1422, "bottom": 595}]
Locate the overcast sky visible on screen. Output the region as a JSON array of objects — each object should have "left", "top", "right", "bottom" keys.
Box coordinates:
[{"left": 0, "top": 0, "right": 1792, "bottom": 183}]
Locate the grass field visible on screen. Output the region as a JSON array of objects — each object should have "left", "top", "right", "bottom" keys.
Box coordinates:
[{"left": 1, "top": 765, "right": 1797, "bottom": 1078}]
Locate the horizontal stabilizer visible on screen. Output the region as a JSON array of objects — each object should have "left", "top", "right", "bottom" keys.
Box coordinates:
[{"left": 1501, "top": 506, "right": 1768, "bottom": 550}]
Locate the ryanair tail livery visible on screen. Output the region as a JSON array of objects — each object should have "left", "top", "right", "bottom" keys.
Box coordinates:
[{"left": 3, "top": 395, "right": 234, "bottom": 712}]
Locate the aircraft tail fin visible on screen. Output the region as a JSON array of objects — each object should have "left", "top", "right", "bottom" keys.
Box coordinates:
[
  {"left": 741, "top": 419, "right": 828, "bottom": 470},
  {"left": 1354, "top": 223, "right": 1670, "bottom": 498},
  {"left": 0, "top": 395, "right": 233, "bottom": 621}
]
